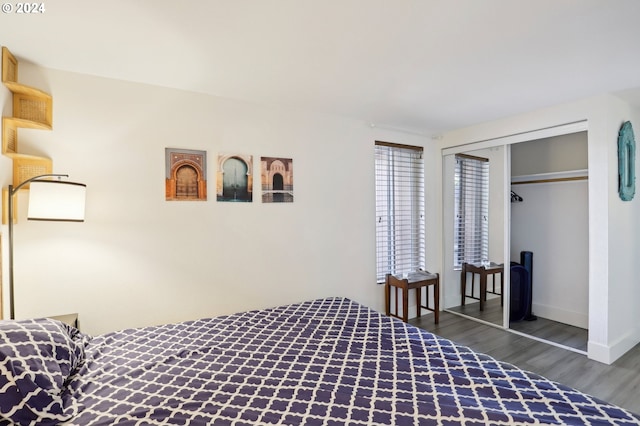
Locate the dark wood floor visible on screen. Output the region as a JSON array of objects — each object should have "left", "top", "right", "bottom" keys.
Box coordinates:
[
  {"left": 409, "top": 309, "right": 640, "bottom": 415},
  {"left": 447, "top": 297, "right": 589, "bottom": 352}
]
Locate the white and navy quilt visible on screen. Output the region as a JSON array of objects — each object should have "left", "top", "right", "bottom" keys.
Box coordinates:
[{"left": 1, "top": 297, "right": 639, "bottom": 425}]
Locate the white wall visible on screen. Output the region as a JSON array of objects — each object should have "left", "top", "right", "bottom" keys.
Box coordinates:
[
  {"left": 605, "top": 98, "right": 640, "bottom": 363},
  {"left": 511, "top": 180, "right": 589, "bottom": 328},
  {"left": 0, "top": 63, "right": 439, "bottom": 335},
  {"left": 439, "top": 95, "right": 640, "bottom": 364}
]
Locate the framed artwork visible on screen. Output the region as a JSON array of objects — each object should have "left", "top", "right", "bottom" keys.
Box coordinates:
[
  {"left": 165, "top": 148, "right": 207, "bottom": 201},
  {"left": 216, "top": 154, "right": 253, "bottom": 202},
  {"left": 261, "top": 157, "right": 293, "bottom": 203}
]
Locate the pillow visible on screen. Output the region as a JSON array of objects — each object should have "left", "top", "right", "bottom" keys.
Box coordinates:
[{"left": 0, "top": 318, "right": 89, "bottom": 425}]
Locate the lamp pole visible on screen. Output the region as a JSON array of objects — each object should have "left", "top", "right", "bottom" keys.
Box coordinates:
[{"left": 7, "top": 174, "right": 68, "bottom": 319}]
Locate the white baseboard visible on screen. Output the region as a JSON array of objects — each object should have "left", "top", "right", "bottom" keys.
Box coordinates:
[
  {"left": 531, "top": 302, "right": 588, "bottom": 329},
  {"left": 588, "top": 329, "right": 640, "bottom": 364}
]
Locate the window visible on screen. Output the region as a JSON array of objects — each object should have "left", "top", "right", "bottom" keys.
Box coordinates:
[
  {"left": 453, "top": 153, "right": 489, "bottom": 268},
  {"left": 375, "top": 141, "right": 425, "bottom": 283}
]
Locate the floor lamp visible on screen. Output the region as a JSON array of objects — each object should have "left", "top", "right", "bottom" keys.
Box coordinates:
[{"left": 6, "top": 174, "right": 86, "bottom": 319}]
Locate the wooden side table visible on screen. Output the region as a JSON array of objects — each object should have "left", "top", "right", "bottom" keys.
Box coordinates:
[
  {"left": 460, "top": 262, "right": 503, "bottom": 311},
  {"left": 385, "top": 271, "right": 439, "bottom": 323}
]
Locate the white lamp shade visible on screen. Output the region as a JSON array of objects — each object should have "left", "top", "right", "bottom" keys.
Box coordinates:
[{"left": 27, "top": 180, "right": 86, "bottom": 222}]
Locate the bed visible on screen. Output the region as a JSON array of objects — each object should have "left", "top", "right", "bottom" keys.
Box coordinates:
[{"left": 1, "top": 297, "right": 639, "bottom": 425}]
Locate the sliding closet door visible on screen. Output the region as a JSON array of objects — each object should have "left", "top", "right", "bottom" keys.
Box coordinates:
[
  {"left": 441, "top": 145, "right": 507, "bottom": 328},
  {"left": 441, "top": 122, "right": 589, "bottom": 342}
]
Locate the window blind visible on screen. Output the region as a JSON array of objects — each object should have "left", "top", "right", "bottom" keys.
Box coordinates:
[
  {"left": 375, "top": 141, "right": 425, "bottom": 283},
  {"left": 454, "top": 153, "right": 489, "bottom": 268}
]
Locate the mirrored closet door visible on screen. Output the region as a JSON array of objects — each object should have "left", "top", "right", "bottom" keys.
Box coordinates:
[
  {"left": 441, "top": 145, "right": 507, "bottom": 328},
  {"left": 441, "top": 125, "right": 590, "bottom": 354}
]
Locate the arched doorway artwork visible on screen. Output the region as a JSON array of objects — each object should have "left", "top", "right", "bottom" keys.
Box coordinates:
[
  {"left": 216, "top": 154, "right": 253, "bottom": 202},
  {"left": 222, "top": 158, "right": 248, "bottom": 200},
  {"left": 176, "top": 165, "right": 198, "bottom": 198},
  {"left": 165, "top": 148, "right": 207, "bottom": 201},
  {"left": 272, "top": 173, "right": 284, "bottom": 202},
  {"left": 260, "top": 157, "right": 294, "bottom": 203}
]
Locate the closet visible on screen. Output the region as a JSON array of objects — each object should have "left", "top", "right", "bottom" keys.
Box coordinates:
[
  {"left": 441, "top": 125, "right": 589, "bottom": 354},
  {"left": 509, "top": 132, "right": 588, "bottom": 351}
]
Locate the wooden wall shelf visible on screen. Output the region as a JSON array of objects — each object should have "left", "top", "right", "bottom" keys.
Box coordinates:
[
  {"left": 10, "top": 85, "right": 53, "bottom": 127},
  {"left": 2, "top": 117, "right": 52, "bottom": 156},
  {"left": 1, "top": 46, "right": 17, "bottom": 83},
  {"left": 1, "top": 46, "right": 55, "bottom": 223},
  {"left": 12, "top": 155, "right": 53, "bottom": 190},
  {"left": 2, "top": 48, "right": 53, "bottom": 129}
]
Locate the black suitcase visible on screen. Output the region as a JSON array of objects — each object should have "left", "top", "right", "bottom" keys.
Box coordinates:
[{"left": 510, "top": 264, "right": 531, "bottom": 322}]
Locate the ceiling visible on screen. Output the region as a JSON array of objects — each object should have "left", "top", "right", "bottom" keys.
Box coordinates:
[{"left": 2, "top": 0, "right": 640, "bottom": 135}]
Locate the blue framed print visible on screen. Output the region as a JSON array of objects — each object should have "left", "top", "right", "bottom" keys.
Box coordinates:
[{"left": 618, "top": 121, "right": 636, "bottom": 201}]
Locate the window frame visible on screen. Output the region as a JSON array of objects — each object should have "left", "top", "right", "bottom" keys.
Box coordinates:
[
  {"left": 375, "top": 141, "right": 425, "bottom": 283},
  {"left": 453, "top": 153, "right": 489, "bottom": 269}
]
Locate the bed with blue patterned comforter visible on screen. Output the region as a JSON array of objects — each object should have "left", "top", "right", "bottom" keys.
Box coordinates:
[{"left": 1, "top": 297, "right": 639, "bottom": 425}]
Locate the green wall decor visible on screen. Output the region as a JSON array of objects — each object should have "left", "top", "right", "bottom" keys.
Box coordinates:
[{"left": 618, "top": 120, "right": 636, "bottom": 201}]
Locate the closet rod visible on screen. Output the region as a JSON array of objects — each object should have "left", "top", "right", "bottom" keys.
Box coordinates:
[{"left": 511, "top": 176, "right": 588, "bottom": 185}]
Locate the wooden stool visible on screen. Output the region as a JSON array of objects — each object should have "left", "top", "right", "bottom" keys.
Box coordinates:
[
  {"left": 385, "top": 271, "right": 439, "bottom": 323},
  {"left": 460, "top": 262, "right": 503, "bottom": 311}
]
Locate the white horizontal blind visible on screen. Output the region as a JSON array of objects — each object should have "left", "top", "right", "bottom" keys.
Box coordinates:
[
  {"left": 454, "top": 153, "right": 489, "bottom": 268},
  {"left": 375, "top": 142, "right": 425, "bottom": 283}
]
